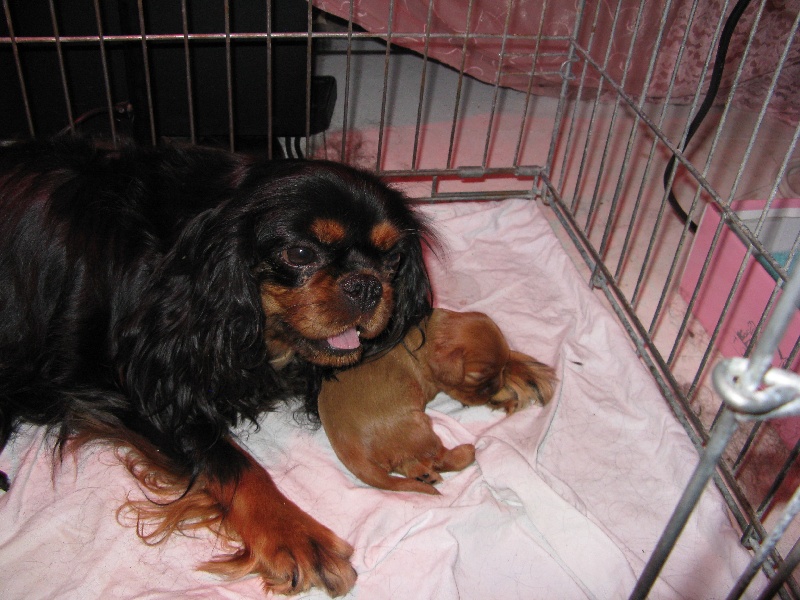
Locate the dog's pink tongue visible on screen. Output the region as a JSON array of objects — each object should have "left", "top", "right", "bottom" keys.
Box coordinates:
[{"left": 327, "top": 328, "right": 360, "bottom": 350}]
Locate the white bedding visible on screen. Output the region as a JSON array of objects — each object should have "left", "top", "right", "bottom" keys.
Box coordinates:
[{"left": 0, "top": 199, "right": 757, "bottom": 599}]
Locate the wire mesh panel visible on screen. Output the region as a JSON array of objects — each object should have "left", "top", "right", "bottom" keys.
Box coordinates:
[
  {"left": 3, "top": 0, "right": 800, "bottom": 597},
  {"left": 541, "top": 1, "right": 800, "bottom": 597}
]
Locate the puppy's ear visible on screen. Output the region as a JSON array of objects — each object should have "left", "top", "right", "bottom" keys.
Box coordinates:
[
  {"left": 427, "top": 341, "right": 467, "bottom": 388},
  {"left": 115, "top": 205, "right": 276, "bottom": 478}
]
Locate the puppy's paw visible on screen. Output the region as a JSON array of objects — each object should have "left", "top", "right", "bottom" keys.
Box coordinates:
[
  {"left": 399, "top": 459, "right": 443, "bottom": 485},
  {"left": 203, "top": 502, "right": 357, "bottom": 597},
  {"left": 436, "top": 443, "right": 475, "bottom": 472},
  {"left": 492, "top": 352, "right": 557, "bottom": 413}
]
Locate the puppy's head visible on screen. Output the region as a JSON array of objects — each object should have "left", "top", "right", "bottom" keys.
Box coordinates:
[
  {"left": 242, "top": 161, "right": 433, "bottom": 368},
  {"left": 425, "top": 309, "right": 556, "bottom": 412}
]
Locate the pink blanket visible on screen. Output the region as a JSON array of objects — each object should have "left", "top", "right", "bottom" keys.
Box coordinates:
[
  {"left": 0, "top": 200, "right": 756, "bottom": 599},
  {"left": 314, "top": 0, "right": 800, "bottom": 124}
]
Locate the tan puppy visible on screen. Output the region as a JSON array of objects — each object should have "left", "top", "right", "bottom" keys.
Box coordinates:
[{"left": 319, "top": 308, "right": 556, "bottom": 495}]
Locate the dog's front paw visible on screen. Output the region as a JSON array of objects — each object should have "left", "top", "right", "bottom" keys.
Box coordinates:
[
  {"left": 203, "top": 500, "right": 357, "bottom": 597},
  {"left": 253, "top": 512, "right": 356, "bottom": 596},
  {"left": 202, "top": 447, "right": 357, "bottom": 597}
]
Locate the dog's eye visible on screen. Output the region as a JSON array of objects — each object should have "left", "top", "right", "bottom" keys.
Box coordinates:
[{"left": 283, "top": 246, "right": 318, "bottom": 267}]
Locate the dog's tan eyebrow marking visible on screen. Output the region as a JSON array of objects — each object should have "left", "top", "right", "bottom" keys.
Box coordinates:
[
  {"left": 310, "top": 218, "right": 347, "bottom": 244},
  {"left": 370, "top": 221, "right": 402, "bottom": 251}
]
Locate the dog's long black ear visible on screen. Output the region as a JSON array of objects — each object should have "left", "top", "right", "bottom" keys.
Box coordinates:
[
  {"left": 365, "top": 214, "right": 434, "bottom": 358},
  {"left": 395, "top": 228, "right": 434, "bottom": 329},
  {"left": 115, "top": 205, "right": 273, "bottom": 478}
]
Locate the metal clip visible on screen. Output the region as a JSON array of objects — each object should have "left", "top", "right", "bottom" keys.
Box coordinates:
[
  {"left": 713, "top": 357, "right": 800, "bottom": 421},
  {"left": 559, "top": 57, "right": 578, "bottom": 81}
]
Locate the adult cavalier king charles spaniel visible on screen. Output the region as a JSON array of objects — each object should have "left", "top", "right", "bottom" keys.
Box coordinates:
[{"left": 0, "top": 136, "right": 433, "bottom": 596}]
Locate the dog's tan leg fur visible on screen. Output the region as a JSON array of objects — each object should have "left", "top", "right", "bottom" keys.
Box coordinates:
[
  {"left": 202, "top": 447, "right": 357, "bottom": 596},
  {"left": 118, "top": 437, "right": 356, "bottom": 597}
]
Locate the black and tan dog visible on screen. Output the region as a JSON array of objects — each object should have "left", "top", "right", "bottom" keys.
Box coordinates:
[
  {"left": 0, "top": 136, "right": 434, "bottom": 596},
  {"left": 319, "top": 308, "right": 556, "bottom": 495}
]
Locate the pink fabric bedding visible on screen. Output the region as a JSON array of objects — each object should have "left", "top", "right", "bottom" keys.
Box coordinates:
[
  {"left": 0, "top": 199, "right": 758, "bottom": 599},
  {"left": 314, "top": 0, "right": 800, "bottom": 124}
]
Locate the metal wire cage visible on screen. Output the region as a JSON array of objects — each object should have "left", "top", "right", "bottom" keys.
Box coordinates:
[{"left": 4, "top": 0, "right": 800, "bottom": 597}]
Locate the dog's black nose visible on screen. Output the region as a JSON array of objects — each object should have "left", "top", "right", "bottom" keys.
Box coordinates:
[{"left": 340, "top": 274, "right": 383, "bottom": 310}]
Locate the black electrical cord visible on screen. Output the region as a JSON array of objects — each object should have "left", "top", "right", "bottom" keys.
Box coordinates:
[{"left": 664, "top": 0, "right": 753, "bottom": 233}]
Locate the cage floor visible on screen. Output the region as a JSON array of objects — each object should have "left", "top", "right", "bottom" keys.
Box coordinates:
[{"left": 313, "top": 36, "right": 800, "bottom": 560}]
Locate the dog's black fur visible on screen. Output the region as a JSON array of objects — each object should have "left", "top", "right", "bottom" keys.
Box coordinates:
[
  {"left": 0, "top": 136, "right": 432, "bottom": 594},
  {"left": 0, "top": 136, "right": 432, "bottom": 477}
]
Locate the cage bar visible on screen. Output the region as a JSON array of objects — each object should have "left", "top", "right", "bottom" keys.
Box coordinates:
[{"left": 2, "top": 0, "right": 800, "bottom": 596}]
